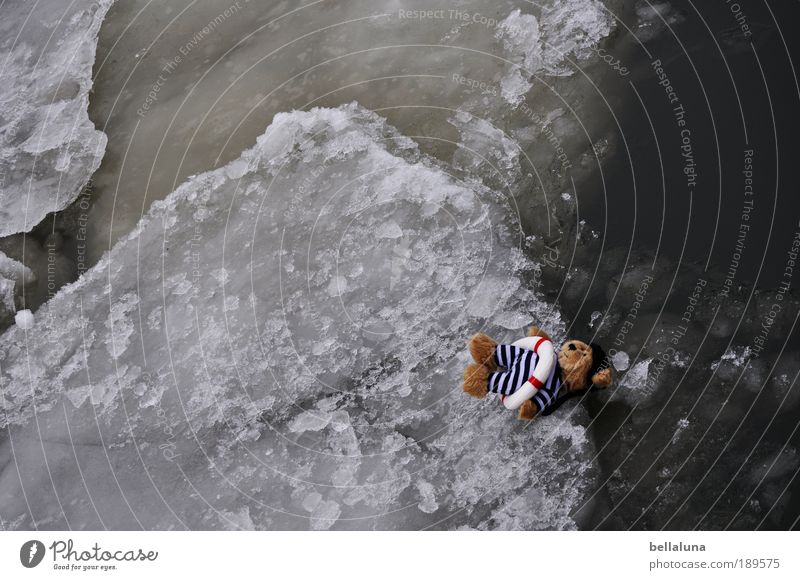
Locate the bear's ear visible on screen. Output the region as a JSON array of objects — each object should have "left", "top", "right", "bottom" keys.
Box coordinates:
[
  {"left": 591, "top": 367, "right": 613, "bottom": 388},
  {"left": 527, "top": 325, "right": 551, "bottom": 341}
]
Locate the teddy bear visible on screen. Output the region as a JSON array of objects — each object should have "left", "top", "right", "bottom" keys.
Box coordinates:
[{"left": 462, "top": 325, "right": 613, "bottom": 420}]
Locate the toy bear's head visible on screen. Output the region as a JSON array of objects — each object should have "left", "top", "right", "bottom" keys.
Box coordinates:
[{"left": 554, "top": 336, "right": 613, "bottom": 392}]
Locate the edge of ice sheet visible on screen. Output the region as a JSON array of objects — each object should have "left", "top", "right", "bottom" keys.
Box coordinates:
[{"left": 0, "top": 0, "right": 113, "bottom": 236}]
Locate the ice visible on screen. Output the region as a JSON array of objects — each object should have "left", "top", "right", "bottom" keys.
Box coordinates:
[
  {"left": 0, "top": 104, "right": 595, "bottom": 530},
  {"left": 0, "top": 251, "right": 36, "bottom": 327},
  {"left": 711, "top": 345, "right": 752, "bottom": 381},
  {"left": 496, "top": 10, "right": 543, "bottom": 72},
  {"left": 0, "top": 0, "right": 111, "bottom": 236},
  {"left": 0, "top": 277, "right": 15, "bottom": 327},
  {"left": 14, "top": 309, "right": 34, "bottom": 330},
  {"left": 494, "top": 310, "right": 534, "bottom": 330},
  {"left": 375, "top": 220, "right": 403, "bottom": 240},
  {"left": 539, "top": 0, "right": 615, "bottom": 69},
  {"left": 289, "top": 411, "right": 331, "bottom": 434},
  {"left": 218, "top": 507, "right": 255, "bottom": 531},
  {"left": 671, "top": 418, "right": 690, "bottom": 443},
  {"left": 0, "top": 251, "right": 35, "bottom": 288},
  {"left": 70, "top": 0, "right": 629, "bottom": 270},
  {"left": 495, "top": 10, "right": 542, "bottom": 106},
  {"left": 466, "top": 276, "right": 522, "bottom": 318},
  {"left": 449, "top": 112, "right": 522, "bottom": 177},
  {"left": 495, "top": 1, "right": 614, "bottom": 104},
  {"left": 310, "top": 500, "right": 341, "bottom": 531},
  {"left": 301, "top": 492, "right": 323, "bottom": 513},
  {"left": 500, "top": 68, "right": 534, "bottom": 107},
  {"left": 416, "top": 480, "right": 439, "bottom": 514},
  {"left": 616, "top": 359, "right": 654, "bottom": 404},
  {"left": 612, "top": 351, "right": 630, "bottom": 372}
]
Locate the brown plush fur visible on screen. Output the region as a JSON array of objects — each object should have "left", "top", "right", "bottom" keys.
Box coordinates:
[
  {"left": 518, "top": 399, "right": 537, "bottom": 421},
  {"left": 591, "top": 366, "right": 613, "bottom": 388},
  {"left": 461, "top": 326, "right": 613, "bottom": 421},
  {"left": 463, "top": 363, "right": 489, "bottom": 399},
  {"left": 468, "top": 333, "right": 498, "bottom": 371},
  {"left": 557, "top": 340, "right": 594, "bottom": 392}
]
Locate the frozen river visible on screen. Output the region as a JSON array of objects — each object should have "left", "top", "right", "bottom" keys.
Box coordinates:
[{"left": 0, "top": 0, "right": 798, "bottom": 530}]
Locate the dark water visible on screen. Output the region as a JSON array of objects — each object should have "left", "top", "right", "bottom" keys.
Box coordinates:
[
  {"left": 564, "top": 0, "right": 800, "bottom": 530},
  {"left": 592, "top": 1, "right": 800, "bottom": 286}
]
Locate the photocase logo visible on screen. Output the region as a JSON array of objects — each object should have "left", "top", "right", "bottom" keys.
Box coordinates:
[{"left": 20, "top": 540, "right": 45, "bottom": 568}]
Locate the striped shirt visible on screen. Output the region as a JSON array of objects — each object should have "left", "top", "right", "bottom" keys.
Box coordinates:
[{"left": 487, "top": 344, "right": 562, "bottom": 413}]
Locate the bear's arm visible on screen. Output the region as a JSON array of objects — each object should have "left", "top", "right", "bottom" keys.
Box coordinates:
[
  {"left": 503, "top": 337, "right": 556, "bottom": 410},
  {"left": 512, "top": 336, "right": 544, "bottom": 351}
]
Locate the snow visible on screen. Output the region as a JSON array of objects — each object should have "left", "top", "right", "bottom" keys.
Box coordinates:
[
  {"left": 0, "top": 103, "right": 593, "bottom": 530},
  {"left": 0, "top": 0, "right": 112, "bottom": 236}
]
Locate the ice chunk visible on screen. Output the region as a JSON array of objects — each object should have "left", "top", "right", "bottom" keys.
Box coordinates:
[
  {"left": 538, "top": 0, "right": 615, "bottom": 70},
  {"left": 671, "top": 418, "right": 690, "bottom": 443},
  {"left": 14, "top": 309, "right": 34, "bottom": 329},
  {"left": 612, "top": 351, "right": 630, "bottom": 371},
  {"left": 496, "top": 10, "right": 543, "bottom": 73},
  {"left": 617, "top": 359, "right": 655, "bottom": 404},
  {"left": 0, "top": 251, "right": 36, "bottom": 288},
  {"left": 0, "top": 277, "right": 15, "bottom": 317},
  {"left": 711, "top": 346, "right": 752, "bottom": 381},
  {"left": 310, "top": 500, "right": 341, "bottom": 530},
  {"left": 218, "top": 507, "right": 255, "bottom": 531},
  {"left": 416, "top": 480, "right": 439, "bottom": 514},
  {"left": 449, "top": 112, "right": 521, "bottom": 176},
  {"left": 0, "top": 250, "right": 37, "bottom": 328},
  {"left": 302, "top": 492, "right": 323, "bottom": 512},
  {"left": 289, "top": 411, "right": 331, "bottom": 433},
  {"left": 0, "top": 104, "right": 587, "bottom": 531},
  {"left": 375, "top": 220, "right": 403, "bottom": 239},
  {"left": 467, "top": 276, "right": 521, "bottom": 318},
  {"left": 495, "top": 1, "right": 614, "bottom": 104},
  {"left": 0, "top": 0, "right": 112, "bottom": 235},
  {"left": 494, "top": 310, "right": 533, "bottom": 330},
  {"left": 500, "top": 68, "right": 534, "bottom": 107},
  {"left": 326, "top": 275, "right": 348, "bottom": 297}
]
